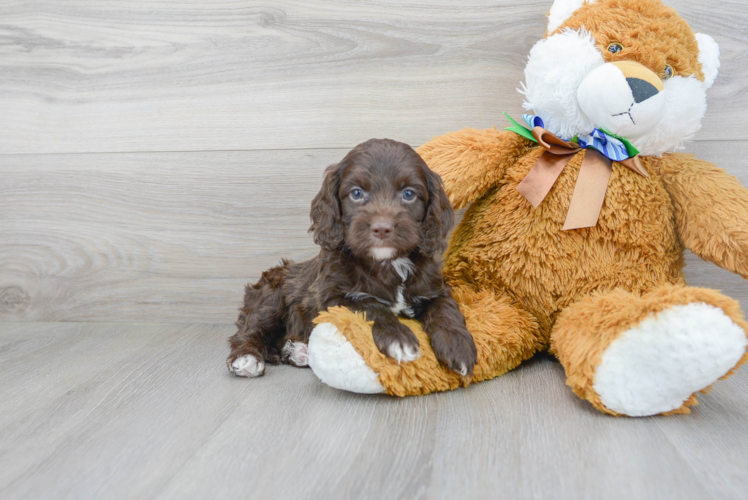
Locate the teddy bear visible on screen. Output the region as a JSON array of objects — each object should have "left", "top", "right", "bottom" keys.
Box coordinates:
[{"left": 305, "top": 0, "right": 748, "bottom": 417}]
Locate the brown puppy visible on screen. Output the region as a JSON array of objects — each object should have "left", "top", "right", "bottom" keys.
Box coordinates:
[{"left": 227, "top": 138, "right": 477, "bottom": 378}]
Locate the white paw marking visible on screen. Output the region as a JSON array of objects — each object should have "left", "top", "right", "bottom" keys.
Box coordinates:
[
  {"left": 594, "top": 303, "right": 747, "bottom": 417},
  {"left": 387, "top": 341, "right": 421, "bottom": 364},
  {"left": 230, "top": 354, "right": 265, "bottom": 378},
  {"left": 456, "top": 363, "right": 468, "bottom": 377},
  {"left": 282, "top": 340, "right": 309, "bottom": 367}
]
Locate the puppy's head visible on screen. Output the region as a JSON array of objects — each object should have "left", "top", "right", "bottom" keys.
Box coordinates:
[{"left": 309, "top": 139, "right": 453, "bottom": 261}]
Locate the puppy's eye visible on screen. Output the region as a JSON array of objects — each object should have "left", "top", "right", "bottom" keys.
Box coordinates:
[
  {"left": 607, "top": 43, "right": 623, "bottom": 54},
  {"left": 350, "top": 188, "right": 365, "bottom": 201},
  {"left": 402, "top": 189, "right": 416, "bottom": 202},
  {"left": 662, "top": 65, "right": 673, "bottom": 80}
]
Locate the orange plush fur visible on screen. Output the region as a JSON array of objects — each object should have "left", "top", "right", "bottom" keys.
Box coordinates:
[
  {"left": 309, "top": 0, "right": 748, "bottom": 416},
  {"left": 556, "top": 0, "right": 705, "bottom": 81},
  {"left": 418, "top": 0, "right": 748, "bottom": 415}
]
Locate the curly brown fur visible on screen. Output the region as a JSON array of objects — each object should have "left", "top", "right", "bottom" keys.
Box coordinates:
[{"left": 227, "top": 138, "right": 476, "bottom": 377}]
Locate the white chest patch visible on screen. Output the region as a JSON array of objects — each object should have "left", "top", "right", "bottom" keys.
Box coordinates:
[
  {"left": 391, "top": 257, "right": 416, "bottom": 281},
  {"left": 390, "top": 285, "right": 414, "bottom": 317},
  {"left": 389, "top": 258, "right": 415, "bottom": 317}
]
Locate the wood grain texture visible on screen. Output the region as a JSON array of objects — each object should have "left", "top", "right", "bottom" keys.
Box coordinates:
[
  {"left": 1, "top": 141, "right": 747, "bottom": 323},
  {"left": 0, "top": 0, "right": 746, "bottom": 154},
  {"left": 1, "top": 321, "right": 747, "bottom": 500},
  {"left": 0, "top": 149, "right": 344, "bottom": 322}
]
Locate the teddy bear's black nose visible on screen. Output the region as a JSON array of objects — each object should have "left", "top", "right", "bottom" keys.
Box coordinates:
[{"left": 627, "top": 78, "right": 660, "bottom": 103}]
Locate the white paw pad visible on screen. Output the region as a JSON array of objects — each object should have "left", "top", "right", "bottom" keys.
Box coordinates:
[
  {"left": 593, "top": 303, "right": 747, "bottom": 417},
  {"left": 230, "top": 354, "right": 265, "bottom": 378},
  {"left": 387, "top": 341, "right": 421, "bottom": 364},
  {"left": 282, "top": 340, "right": 309, "bottom": 367}
]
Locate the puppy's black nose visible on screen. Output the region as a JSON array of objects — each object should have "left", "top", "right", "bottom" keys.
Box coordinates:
[{"left": 371, "top": 222, "right": 393, "bottom": 240}]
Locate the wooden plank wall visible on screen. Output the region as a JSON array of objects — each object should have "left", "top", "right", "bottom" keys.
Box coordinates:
[{"left": 1, "top": 0, "right": 747, "bottom": 323}]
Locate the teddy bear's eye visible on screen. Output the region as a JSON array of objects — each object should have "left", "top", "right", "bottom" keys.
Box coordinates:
[
  {"left": 662, "top": 65, "right": 674, "bottom": 80},
  {"left": 607, "top": 43, "right": 624, "bottom": 54}
]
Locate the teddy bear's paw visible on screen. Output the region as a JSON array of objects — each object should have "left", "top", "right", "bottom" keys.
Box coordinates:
[
  {"left": 593, "top": 303, "right": 747, "bottom": 417},
  {"left": 282, "top": 340, "right": 309, "bottom": 367},
  {"left": 229, "top": 354, "right": 266, "bottom": 378},
  {"left": 307, "top": 322, "right": 386, "bottom": 394}
]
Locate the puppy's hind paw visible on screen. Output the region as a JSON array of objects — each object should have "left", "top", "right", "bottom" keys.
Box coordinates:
[
  {"left": 282, "top": 340, "right": 309, "bottom": 367},
  {"left": 229, "top": 354, "right": 265, "bottom": 378}
]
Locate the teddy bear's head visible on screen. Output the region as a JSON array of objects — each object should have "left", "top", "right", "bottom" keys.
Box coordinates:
[{"left": 521, "top": 0, "right": 720, "bottom": 156}]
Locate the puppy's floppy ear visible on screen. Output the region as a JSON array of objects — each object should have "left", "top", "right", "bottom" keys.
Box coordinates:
[
  {"left": 309, "top": 163, "right": 345, "bottom": 251},
  {"left": 420, "top": 164, "right": 455, "bottom": 258}
]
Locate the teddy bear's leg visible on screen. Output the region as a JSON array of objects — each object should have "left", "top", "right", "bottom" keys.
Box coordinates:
[
  {"left": 307, "top": 286, "right": 543, "bottom": 396},
  {"left": 450, "top": 285, "right": 544, "bottom": 379},
  {"left": 551, "top": 285, "right": 748, "bottom": 417}
]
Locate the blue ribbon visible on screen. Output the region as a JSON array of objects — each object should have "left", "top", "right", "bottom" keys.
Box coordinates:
[
  {"left": 522, "top": 114, "right": 632, "bottom": 162},
  {"left": 522, "top": 114, "right": 546, "bottom": 129}
]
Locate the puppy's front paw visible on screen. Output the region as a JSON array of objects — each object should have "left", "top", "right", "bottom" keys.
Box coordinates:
[
  {"left": 228, "top": 354, "right": 266, "bottom": 378},
  {"left": 429, "top": 326, "right": 477, "bottom": 376},
  {"left": 373, "top": 321, "right": 421, "bottom": 363},
  {"left": 387, "top": 340, "right": 420, "bottom": 364}
]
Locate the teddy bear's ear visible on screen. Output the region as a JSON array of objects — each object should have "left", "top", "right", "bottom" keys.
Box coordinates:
[
  {"left": 695, "top": 33, "right": 720, "bottom": 89},
  {"left": 547, "top": 0, "right": 597, "bottom": 34}
]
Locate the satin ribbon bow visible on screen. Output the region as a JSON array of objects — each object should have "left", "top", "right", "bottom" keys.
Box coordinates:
[{"left": 506, "top": 114, "right": 648, "bottom": 230}]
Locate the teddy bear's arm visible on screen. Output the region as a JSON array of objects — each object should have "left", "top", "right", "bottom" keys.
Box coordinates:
[
  {"left": 658, "top": 154, "right": 748, "bottom": 278},
  {"left": 417, "top": 128, "right": 527, "bottom": 209}
]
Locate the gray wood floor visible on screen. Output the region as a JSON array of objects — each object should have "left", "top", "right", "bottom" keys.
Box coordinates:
[{"left": 2, "top": 321, "right": 748, "bottom": 500}]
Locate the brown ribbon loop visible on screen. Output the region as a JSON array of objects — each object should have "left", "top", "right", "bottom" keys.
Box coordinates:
[
  {"left": 516, "top": 127, "right": 648, "bottom": 231},
  {"left": 619, "top": 155, "right": 649, "bottom": 178},
  {"left": 532, "top": 127, "right": 581, "bottom": 156}
]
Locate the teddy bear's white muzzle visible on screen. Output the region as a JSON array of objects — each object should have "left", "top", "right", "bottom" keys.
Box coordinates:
[{"left": 577, "top": 61, "right": 666, "bottom": 139}]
